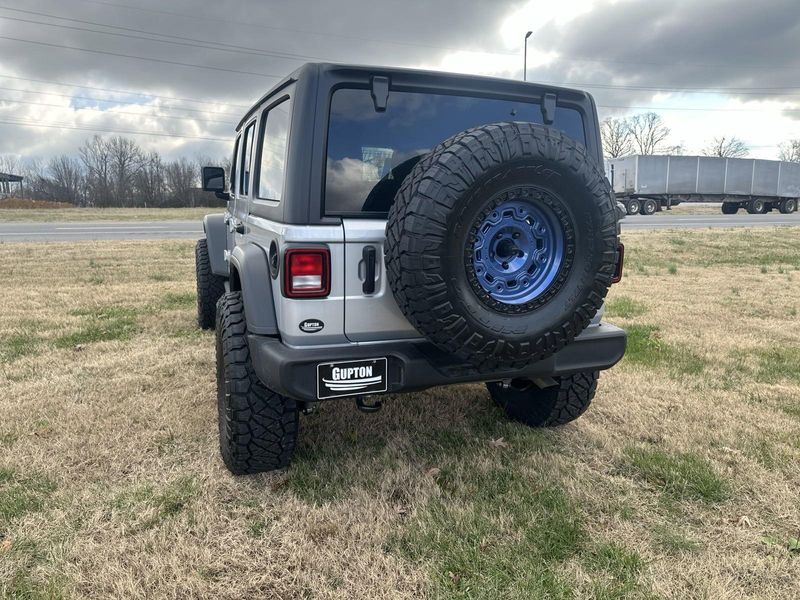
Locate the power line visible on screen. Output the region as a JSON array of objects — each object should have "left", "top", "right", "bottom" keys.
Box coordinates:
[
  {"left": 0, "top": 10, "right": 322, "bottom": 64},
  {"left": 0, "top": 116, "right": 229, "bottom": 141},
  {"left": 56, "top": 0, "right": 800, "bottom": 73},
  {"left": 0, "top": 73, "right": 249, "bottom": 109},
  {"left": 3, "top": 8, "right": 798, "bottom": 104},
  {"left": 0, "top": 96, "right": 235, "bottom": 125},
  {"left": 0, "top": 35, "right": 282, "bottom": 79},
  {"left": 0, "top": 85, "right": 240, "bottom": 117},
  {"left": 598, "top": 103, "right": 800, "bottom": 113},
  {"left": 0, "top": 5, "right": 323, "bottom": 62},
  {"left": 73, "top": 0, "right": 519, "bottom": 57},
  {"left": 546, "top": 80, "right": 800, "bottom": 96}
]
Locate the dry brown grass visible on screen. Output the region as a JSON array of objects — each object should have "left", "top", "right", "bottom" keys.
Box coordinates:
[
  {"left": 0, "top": 229, "right": 798, "bottom": 599},
  {"left": 0, "top": 207, "right": 219, "bottom": 222}
]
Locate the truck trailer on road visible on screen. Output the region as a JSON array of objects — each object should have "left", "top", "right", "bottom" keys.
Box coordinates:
[{"left": 606, "top": 155, "right": 800, "bottom": 216}]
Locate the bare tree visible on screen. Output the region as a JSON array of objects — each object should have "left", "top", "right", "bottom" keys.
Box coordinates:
[
  {"left": 601, "top": 117, "right": 633, "bottom": 158},
  {"left": 165, "top": 157, "right": 198, "bottom": 207},
  {"left": 79, "top": 135, "right": 112, "bottom": 206},
  {"left": 702, "top": 136, "right": 749, "bottom": 158},
  {"left": 778, "top": 139, "right": 800, "bottom": 162},
  {"left": 0, "top": 154, "right": 21, "bottom": 175},
  {"left": 46, "top": 155, "right": 84, "bottom": 205},
  {"left": 107, "top": 136, "right": 145, "bottom": 207},
  {"left": 135, "top": 152, "right": 166, "bottom": 207},
  {"left": 627, "top": 112, "right": 673, "bottom": 155}
]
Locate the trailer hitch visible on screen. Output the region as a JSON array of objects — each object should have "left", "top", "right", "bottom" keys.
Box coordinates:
[{"left": 355, "top": 395, "right": 383, "bottom": 413}]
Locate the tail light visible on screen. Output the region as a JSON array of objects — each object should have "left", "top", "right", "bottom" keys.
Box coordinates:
[
  {"left": 611, "top": 242, "right": 624, "bottom": 284},
  {"left": 284, "top": 248, "right": 330, "bottom": 298}
]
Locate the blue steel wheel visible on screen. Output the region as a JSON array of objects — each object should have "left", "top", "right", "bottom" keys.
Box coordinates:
[
  {"left": 465, "top": 187, "right": 574, "bottom": 313},
  {"left": 471, "top": 198, "right": 565, "bottom": 305}
]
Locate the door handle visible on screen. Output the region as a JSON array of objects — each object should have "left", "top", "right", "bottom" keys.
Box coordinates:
[{"left": 362, "top": 246, "right": 376, "bottom": 295}]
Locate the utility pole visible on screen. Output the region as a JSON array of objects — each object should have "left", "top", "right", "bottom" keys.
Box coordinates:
[{"left": 523, "top": 31, "right": 533, "bottom": 81}]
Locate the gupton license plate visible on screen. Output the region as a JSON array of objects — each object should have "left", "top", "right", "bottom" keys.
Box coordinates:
[{"left": 317, "top": 358, "right": 387, "bottom": 400}]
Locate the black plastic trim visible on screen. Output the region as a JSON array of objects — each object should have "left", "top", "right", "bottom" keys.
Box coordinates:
[{"left": 248, "top": 323, "right": 626, "bottom": 402}]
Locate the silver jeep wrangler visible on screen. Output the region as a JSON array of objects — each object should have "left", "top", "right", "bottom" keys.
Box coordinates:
[{"left": 197, "top": 63, "right": 626, "bottom": 474}]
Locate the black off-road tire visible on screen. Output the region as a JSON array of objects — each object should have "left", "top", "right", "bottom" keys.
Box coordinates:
[
  {"left": 721, "top": 203, "right": 738, "bottom": 215},
  {"left": 487, "top": 371, "right": 599, "bottom": 427},
  {"left": 385, "top": 122, "right": 618, "bottom": 371},
  {"left": 216, "top": 292, "right": 298, "bottom": 474},
  {"left": 626, "top": 199, "right": 641, "bottom": 215},
  {"left": 779, "top": 198, "right": 797, "bottom": 214},
  {"left": 196, "top": 238, "right": 226, "bottom": 330}
]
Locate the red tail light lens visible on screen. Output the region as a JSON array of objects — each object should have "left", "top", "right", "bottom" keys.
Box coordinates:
[
  {"left": 611, "top": 242, "right": 624, "bottom": 284},
  {"left": 284, "top": 248, "right": 330, "bottom": 298}
]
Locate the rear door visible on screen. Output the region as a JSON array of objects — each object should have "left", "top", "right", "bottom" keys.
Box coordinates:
[
  {"left": 325, "top": 85, "right": 588, "bottom": 343},
  {"left": 342, "top": 219, "right": 420, "bottom": 342}
]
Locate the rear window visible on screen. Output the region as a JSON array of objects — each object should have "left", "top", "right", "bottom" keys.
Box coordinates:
[{"left": 324, "top": 88, "right": 586, "bottom": 215}]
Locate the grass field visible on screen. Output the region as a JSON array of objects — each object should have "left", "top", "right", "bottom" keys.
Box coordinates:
[
  {"left": 0, "top": 202, "right": 723, "bottom": 223},
  {"left": 0, "top": 207, "right": 219, "bottom": 222},
  {"left": 1, "top": 228, "right": 798, "bottom": 599}
]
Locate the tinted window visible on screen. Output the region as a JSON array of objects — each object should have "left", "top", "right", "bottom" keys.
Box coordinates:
[
  {"left": 325, "top": 88, "right": 586, "bottom": 215},
  {"left": 257, "top": 96, "right": 292, "bottom": 201},
  {"left": 239, "top": 122, "right": 256, "bottom": 196}
]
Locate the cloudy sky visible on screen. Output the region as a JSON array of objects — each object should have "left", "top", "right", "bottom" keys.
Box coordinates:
[{"left": 1, "top": 0, "right": 799, "bottom": 163}]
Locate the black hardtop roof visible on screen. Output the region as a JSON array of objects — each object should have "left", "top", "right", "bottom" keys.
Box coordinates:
[{"left": 236, "top": 62, "right": 591, "bottom": 132}]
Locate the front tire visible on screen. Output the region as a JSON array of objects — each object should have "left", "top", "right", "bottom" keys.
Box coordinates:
[
  {"left": 721, "top": 203, "right": 738, "bottom": 215},
  {"left": 216, "top": 292, "right": 299, "bottom": 474},
  {"left": 196, "top": 239, "right": 226, "bottom": 330},
  {"left": 626, "top": 199, "right": 641, "bottom": 215},
  {"left": 487, "top": 371, "right": 599, "bottom": 427}
]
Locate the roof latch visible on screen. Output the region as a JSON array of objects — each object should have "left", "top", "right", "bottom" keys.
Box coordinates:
[
  {"left": 371, "top": 75, "right": 390, "bottom": 112},
  {"left": 541, "top": 92, "right": 556, "bottom": 125}
]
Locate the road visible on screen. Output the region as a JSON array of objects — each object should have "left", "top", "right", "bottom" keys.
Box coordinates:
[{"left": 0, "top": 214, "right": 798, "bottom": 242}]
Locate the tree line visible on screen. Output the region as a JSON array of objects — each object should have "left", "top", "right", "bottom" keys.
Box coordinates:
[
  {"left": 0, "top": 135, "right": 228, "bottom": 207},
  {"left": 601, "top": 111, "right": 800, "bottom": 162}
]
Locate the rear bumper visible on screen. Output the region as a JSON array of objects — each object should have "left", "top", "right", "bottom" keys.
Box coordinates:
[{"left": 248, "top": 323, "right": 626, "bottom": 402}]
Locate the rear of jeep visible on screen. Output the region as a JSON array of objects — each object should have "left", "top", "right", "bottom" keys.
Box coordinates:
[{"left": 197, "top": 63, "right": 626, "bottom": 475}]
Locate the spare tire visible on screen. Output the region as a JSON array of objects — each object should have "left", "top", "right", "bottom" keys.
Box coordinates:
[{"left": 385, "top": 122, "right": 619, "bottom": 370}]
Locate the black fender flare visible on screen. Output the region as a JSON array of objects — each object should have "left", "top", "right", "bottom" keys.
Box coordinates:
[
  {"left": 229, "top": 243, "right": 279, "bottom": 336},
  {"left": 202, "top": 214, "right": 229, "bottom": 277}
]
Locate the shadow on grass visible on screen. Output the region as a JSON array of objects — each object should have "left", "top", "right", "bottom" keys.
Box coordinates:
[{"left": 283, "top": 385, "right": 553, "bottom": 505}]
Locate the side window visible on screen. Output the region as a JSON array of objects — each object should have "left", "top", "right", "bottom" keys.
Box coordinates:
[
  {"left": 230, "top": 136, "right": 240, "bottom": 196},
  {"left": 239, "top": 122, "right": 256, "bottom": 196},
  {"left": 257, "top": 96, "right": 293, "bottom": 202}
]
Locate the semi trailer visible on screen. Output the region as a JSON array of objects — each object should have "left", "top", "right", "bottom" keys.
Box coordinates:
[{"left": 606, "top": 155, "right": 800, "bottom": 216}]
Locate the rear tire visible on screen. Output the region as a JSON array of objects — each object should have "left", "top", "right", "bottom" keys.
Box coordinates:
[
  {"left": 640, "top": 199, "right": 658, "bottom": 215},
  {"left": 721, "top": 203, "right": 738, "bottom": 215},
  {"left": 487, "top": 371, "right": 599, "bottom": 427},
  {"left": 196, "top": 239, "right": 226, "bottom": 330},
  {"left": 216, "top": 292, "right": 299, "bottom": 474},
  {"left": 626, "top": 199, "right": 641, "bottom": 215},
  {"left": 779, "top": 198, "right": 798, "bottom": 214},
  {"left": 747, "top": 199, "right": 767, "bottom": 214}
]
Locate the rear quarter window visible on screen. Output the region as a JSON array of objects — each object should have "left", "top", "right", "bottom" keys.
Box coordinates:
[{"left": 324, "top": 88, "right": 586, "bottom": 216}]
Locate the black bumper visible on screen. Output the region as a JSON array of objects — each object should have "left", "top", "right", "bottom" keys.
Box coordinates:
[{"left": 248, "top": 323, "right": 626, "bottom": 403}]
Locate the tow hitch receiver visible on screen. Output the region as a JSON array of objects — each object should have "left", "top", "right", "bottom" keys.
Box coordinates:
[{"left": 355, "top": 395, "right": 383, "bottom": 413}]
